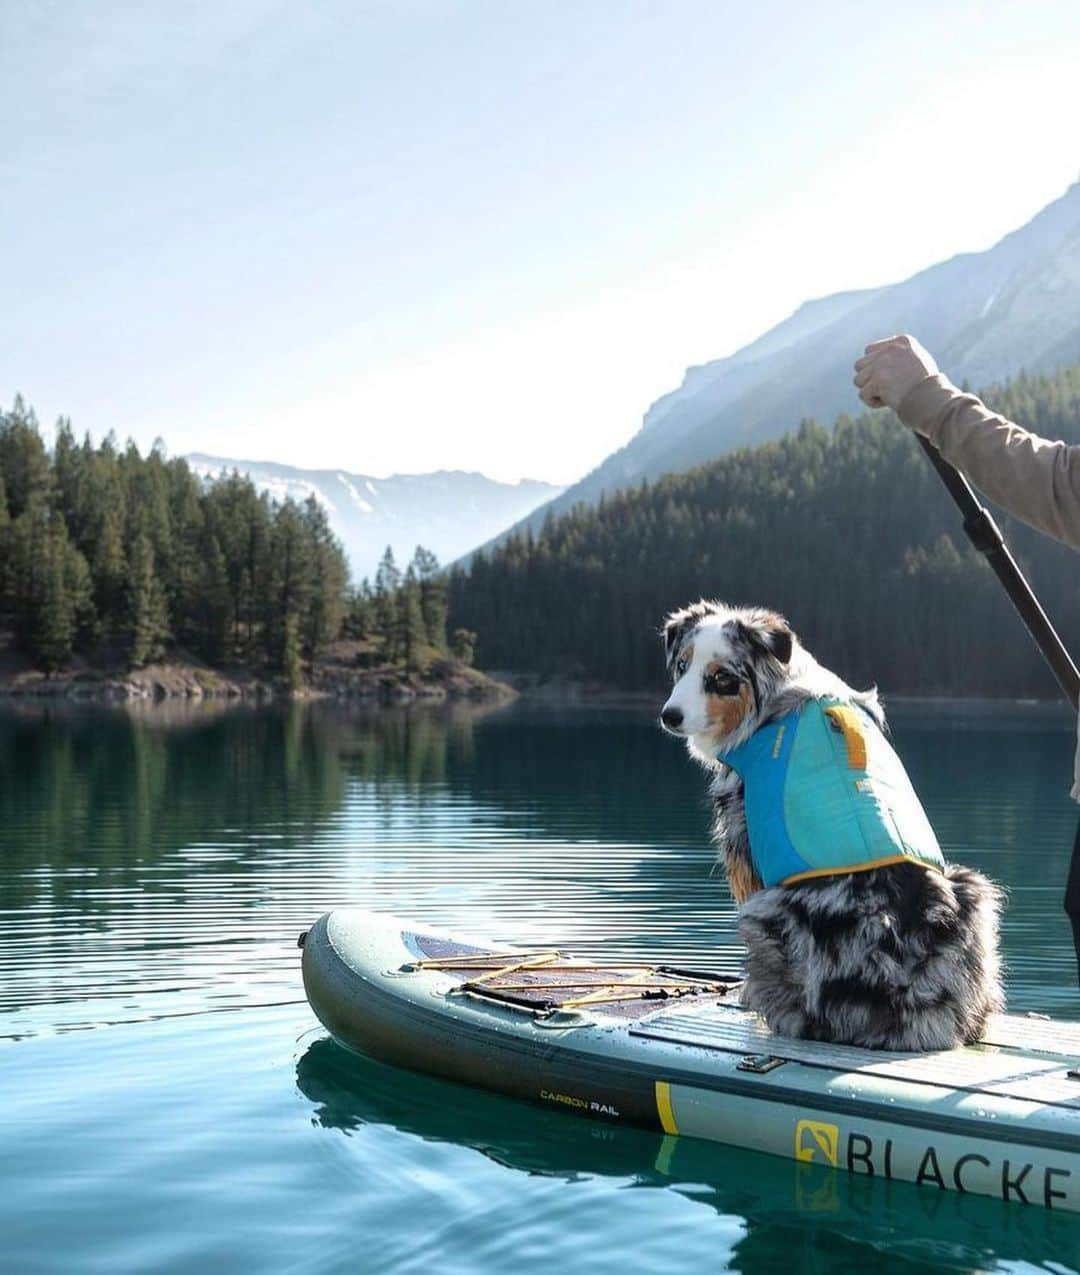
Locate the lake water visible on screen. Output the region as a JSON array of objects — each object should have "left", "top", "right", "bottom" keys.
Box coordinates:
[{"left": 2, "top": 699, "right": 1079, "bottom": 1273}]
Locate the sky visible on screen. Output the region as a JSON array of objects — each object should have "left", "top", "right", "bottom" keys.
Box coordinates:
[{"left": 3, "top": 2, "right": 1080, "bottom": 485}]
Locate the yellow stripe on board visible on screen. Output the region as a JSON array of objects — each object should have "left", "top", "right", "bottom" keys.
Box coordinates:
[{"left": 655, "top": 1081, "right": 679, "bottom": 1135}]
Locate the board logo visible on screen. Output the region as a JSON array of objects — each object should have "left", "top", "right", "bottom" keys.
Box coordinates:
[
  {"left": 795, "top": 1119, "right": 839, "bottom": 1166},
  {"left": 539, "top": 1089, "right": 620, "bottom": 1117}
]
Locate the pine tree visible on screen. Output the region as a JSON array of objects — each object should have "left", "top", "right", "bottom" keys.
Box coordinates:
[
  {"left": 0, "top": 397, "right": 52, "bottom": 517},
  {"left": 266, "top": 500, "right": 312, "bottom": 672},
  {"left": 343, "top": 579, "right": 375, "bottom": 639},
  {"left": 300, "top": 495, "right": 347, "bottom": 661},
  {"left": 194, "top": 530, "right": 232, "bottom": 663},
  {"left": 450, "top": 628, "right": 477, "bottom": 666},
  {"left": 127, "top": 532, "right": 170, "bottom": 668},
  {"left": 36, "top": 521, "right": 76, "bottom": 672},
  {"left": 92, "top": 506, "right": 127, "bottom": 639},
  {"left": 166, "top": 459, "right": 207, "bottom": 645},
  {"left": 398, "top": 566, "right": 425, "bottom": 671},
  {"left": 374, "top": 546, "right": 401, "bottom": 662},
  {"left": 7, "top": 500, "right": 49, "bottom": 649},
  {"left": 64, "top": 533, "right": 96, "bottom": 650},
  {"left": 282, "top": 611, "right": 305, "bottom": 692},
  {"left": 412, "top": 545, "right": 447, "bottom": 653}
]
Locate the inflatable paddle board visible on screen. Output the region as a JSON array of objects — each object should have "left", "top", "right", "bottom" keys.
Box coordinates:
[{"left": 300, "top": 908, "right": 1080, "bottom": 1212}]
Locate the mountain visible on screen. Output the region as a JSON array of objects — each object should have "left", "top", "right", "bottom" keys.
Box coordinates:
[
  {"left": 485, "top": 179, "right": 1080, "bottom": 546},
  {"left": 184, "top": 454, "right": 562, "bottom": 580},
  {"left": 448, "top": 362, "right": 1080, "bottom": 697}
]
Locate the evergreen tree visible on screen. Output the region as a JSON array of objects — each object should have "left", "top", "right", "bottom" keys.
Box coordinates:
[
  {"left": 0, "top": 402, "right": 349, "bottom": 674},
  {"left": 36, "top": 521, "right": 77, "bottom": 673},
  {"left": 300, "top": 495, "right": 347, "bottom": 662},
  {"left": 266, "top": 500, "right": 312, "bottom": 671},
  {"left": 0, "top": 397, "right": 51, "bottom": 517},
  {"left": 374, "top": 546, "right": 401, "bottom": 660},
  {"left": 92, "top": 507, "right": 127, "bottom": 640},
  {"left": 412, "top": 545, "right": 447, "bottom": 653},
  {"left": 398, "top": 565, "right": 425, "bottom": 671},
  {"left": 193, "top": 530, "right": 232, "bottom": 664},
  {"left": 127, "top": 532, "right": 170, "bottom": 668},
  {"left": 450, "top": 627, "right": 477, "bottom": 666},
  {"left": 63, "top": 533, "right": 96, "bottom": 651},
  {"left": 6, "top": 500, "right": 49, "bottom": 650},
  {"left": 282, "top": 611, "right": 305, "bottom": 692},
  {"left": 165, "top": 458, "right": 207, "bottom": 645},
  {"left": 342, "top": 579, "right": 375, "bottom": 639}
]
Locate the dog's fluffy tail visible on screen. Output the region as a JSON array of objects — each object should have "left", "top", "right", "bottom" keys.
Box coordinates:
[{"left": 737, "top": 862, "right": 1004, "bottom": 1051}]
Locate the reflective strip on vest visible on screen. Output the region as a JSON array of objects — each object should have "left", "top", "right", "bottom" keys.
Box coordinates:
[{"left": 715, "top": 697, "right": 944, "bottom": 889}]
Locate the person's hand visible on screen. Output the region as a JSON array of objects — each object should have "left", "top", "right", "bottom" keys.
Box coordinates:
[{"left": 853, "top": 335, "right": 939, "bottom": 411}]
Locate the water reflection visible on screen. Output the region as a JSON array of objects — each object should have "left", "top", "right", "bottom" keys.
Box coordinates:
[
  {"left": 296, "top": 1036, "right": 1079, "bottom": 1273},
  {"left": 3, "top": 699, "right": 1079, "bottom": 1274},
  {"left": 0, "top": 699, "right": 1077, "bottom": 1039}
]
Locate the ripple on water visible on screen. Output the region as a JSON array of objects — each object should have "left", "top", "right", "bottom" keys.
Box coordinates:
[{"left": 1, "top": 702, "right": 1078, "bottom": 1275}]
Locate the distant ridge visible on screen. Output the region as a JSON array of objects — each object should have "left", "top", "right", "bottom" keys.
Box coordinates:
[
  {"left": 185, "top": 453, "right": 561, "bottom": 580},
  {"left": 477, "top": 180, "right": 1080, "bottom": 554}
]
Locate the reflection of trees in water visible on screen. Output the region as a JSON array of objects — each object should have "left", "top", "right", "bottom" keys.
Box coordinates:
[
  {"left": 295, "top": 1036, "right": 1078, "bottom": 1272},
  {"left": 1, "top": 705, "right": 332, "bottom": 857},
  {"left": 325, "top": 701, "right": 480, "bottom": 789},
  {"left": 0, "top": 702, "right": 500, "bottom": 917},
  {"left": 3, "top": 701, "right": 1075, "bottom": 996}
]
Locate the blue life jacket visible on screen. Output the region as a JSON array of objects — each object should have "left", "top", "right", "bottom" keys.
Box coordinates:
[{"left": 715, "top": 696, "right": 944, "bottom": 889}]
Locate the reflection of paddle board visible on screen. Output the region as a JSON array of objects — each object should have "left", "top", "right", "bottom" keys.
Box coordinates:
[
  {"left": 300, "top": 909, "right": 1080, "bottom": 1212},
  {"left": 295, "top": 1038, "right": 1080, "bottom": 1266}
]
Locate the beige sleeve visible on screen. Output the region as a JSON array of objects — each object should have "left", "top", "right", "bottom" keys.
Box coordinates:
[{"left": 897, "top": 373, "right": 1080, "bottom": 551}]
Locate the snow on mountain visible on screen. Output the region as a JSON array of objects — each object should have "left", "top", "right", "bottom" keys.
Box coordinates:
[{"left": 185, "top": 454, "right": 561, "bottom": 580}]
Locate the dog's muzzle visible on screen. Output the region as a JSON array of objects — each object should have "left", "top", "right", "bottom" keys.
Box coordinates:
[{"left": 661, "top": 706, "right": 683, "bottom": 732}]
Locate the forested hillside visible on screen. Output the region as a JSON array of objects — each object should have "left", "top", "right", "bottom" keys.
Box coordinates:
[
  {"left": 448, "top": 366, "right": 1080, "bottom": 698},
  {"left": 0, "top": 399, "right": 460, "bottom": 684},
  {"left": 0, "top": 397, "right": 350, "bottom": 676}
]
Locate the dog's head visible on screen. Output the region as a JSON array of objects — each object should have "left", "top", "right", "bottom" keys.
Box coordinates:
[{"left": 660, "top": 601, "right": 796, "bottom": 752}]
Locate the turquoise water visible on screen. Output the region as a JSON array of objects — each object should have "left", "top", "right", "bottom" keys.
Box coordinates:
[{"left": 1, "top": 699, "right": 1079, "bottom": 1273}]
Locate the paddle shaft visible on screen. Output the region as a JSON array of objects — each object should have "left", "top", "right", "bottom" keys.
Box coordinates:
[{"left": 917, "top": 435, "right": 1080, "bottom": 710}]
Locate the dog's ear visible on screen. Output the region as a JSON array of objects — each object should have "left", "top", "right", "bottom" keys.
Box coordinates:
[
  {"left": 662, "top": 600, "right": 725, "bottom": 668},
  {"left": 737, "top": 610, "right": 795, "bottom": 666},
  {"left": 662, "top": 612, "right": 693, "bottom": 669}
]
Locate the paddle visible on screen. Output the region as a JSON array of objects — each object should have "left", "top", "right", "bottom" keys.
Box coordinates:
[
  {"left": 916, "top": 434, "right": 1080, "bottom": 982},
  {"left": 917, "top": 436, "right": 1080, "bottom": 706}
]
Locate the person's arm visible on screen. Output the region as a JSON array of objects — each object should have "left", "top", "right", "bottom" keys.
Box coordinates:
[
  {"left": 854, "top": 334, "right": 1080, "bottom": 550},
  {"left": 898, "top": 374, "right": 1080, "bottom": 550}
]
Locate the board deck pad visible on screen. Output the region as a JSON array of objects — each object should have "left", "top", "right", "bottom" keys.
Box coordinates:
[{"left": 631, "top": 1005, "right": 1080, "bottom": 1110}]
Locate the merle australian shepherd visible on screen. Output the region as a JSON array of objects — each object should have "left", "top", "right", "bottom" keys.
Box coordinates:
[{"left": 660, "top": 600, "right": 1003, "bottom": 1051}]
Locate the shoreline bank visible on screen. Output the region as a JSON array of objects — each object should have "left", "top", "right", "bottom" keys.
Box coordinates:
[
  {"left": 0, "top": 655, "right": 516, "bottom": 707},
  {"left": 0, "top": 661, "right": 1069, "bottom": 718}
]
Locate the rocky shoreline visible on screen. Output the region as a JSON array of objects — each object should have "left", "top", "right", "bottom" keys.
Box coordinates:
[{"left": 0, "top": 653, "right": 516, "bottom": 707}]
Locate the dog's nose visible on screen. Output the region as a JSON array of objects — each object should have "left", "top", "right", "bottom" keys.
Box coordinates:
[{"left": 661, "top": 706, "right": 683, "bottom": 730}]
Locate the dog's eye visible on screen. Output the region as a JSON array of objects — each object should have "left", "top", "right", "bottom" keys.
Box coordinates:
[
  {"left": 675, "top": 656, "right": 688, "bottom": 678},
  {"left": 704, "top": 671, "right": 740, "bottom": 696}
]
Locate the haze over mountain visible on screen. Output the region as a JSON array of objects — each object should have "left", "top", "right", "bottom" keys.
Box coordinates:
[
  {"left": 480, "top": 179, "right": 1080, "bottom": 550},
  {"left": 185, "top": 455, "right": 561, "bottom": 581}
]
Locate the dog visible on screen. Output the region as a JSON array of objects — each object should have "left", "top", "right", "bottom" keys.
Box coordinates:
[{"left": 660, "top": 600, "right": 1003, "bottom": 1051}]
